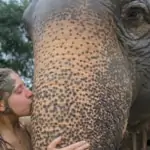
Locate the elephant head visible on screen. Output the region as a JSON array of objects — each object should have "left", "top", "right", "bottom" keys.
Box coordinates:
[{"left": 23, "top": 0, "right": 150, "bottom": 149}]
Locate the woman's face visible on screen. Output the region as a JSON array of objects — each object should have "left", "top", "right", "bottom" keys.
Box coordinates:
[{"left": 7, "top": 73, "right": 33, "bottom": 117}]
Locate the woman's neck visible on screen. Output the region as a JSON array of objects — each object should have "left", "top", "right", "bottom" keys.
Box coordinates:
[{"left": 0, "top": 114, "right": 19, "bottom": 134}]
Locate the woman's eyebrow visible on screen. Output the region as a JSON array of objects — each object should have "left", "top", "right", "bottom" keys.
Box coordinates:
[{"left": 13, "top": 83, "right": 23, "bottom": 92}]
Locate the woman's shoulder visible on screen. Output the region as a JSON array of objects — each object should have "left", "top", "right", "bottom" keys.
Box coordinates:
[
  {"left": 19, "top": 116, "right": 31, "bottom": 133},
  {"left": 0, "top": 136, "right": 14, "bottom": 150}
]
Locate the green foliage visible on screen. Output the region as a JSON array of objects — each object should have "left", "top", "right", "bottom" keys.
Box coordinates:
[{"left": 0, "top": 0, "right": 33, "bottom": 88}]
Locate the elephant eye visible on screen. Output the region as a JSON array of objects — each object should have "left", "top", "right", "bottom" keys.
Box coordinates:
[
  {"left": 121, "top": 2, "right": 149, "bottom": 26},
  {"left": 120, "top": 2, "right": 150, "bottom": 38},
  {"left": 126, "top": 7, "right": 144, "bottom": 21}
]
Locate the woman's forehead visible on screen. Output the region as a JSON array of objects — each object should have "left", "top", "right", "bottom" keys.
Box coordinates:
[{"left": 10, "top": 72, "right": 24, "bottom": 86}]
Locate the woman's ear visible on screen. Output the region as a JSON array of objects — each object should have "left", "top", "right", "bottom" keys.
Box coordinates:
[{"left": 0, "top": 101, "right": 5, "bottom": 112}]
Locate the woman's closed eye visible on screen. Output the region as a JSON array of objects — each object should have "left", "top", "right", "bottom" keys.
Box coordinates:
[{"left": 15, "top": 85, "right": 23, "bottom": 94}]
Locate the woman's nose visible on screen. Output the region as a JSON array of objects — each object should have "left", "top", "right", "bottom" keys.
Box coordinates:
[{"left": 26, "top": 88, "right": 33, "bottom": 98}]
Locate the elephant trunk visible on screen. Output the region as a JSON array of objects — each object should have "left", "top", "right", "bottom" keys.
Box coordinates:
[{"left": 30, "top": 1, "right": 133, "bottom": 150}]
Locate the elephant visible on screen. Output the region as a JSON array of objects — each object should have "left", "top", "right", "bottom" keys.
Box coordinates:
[{"left": 23, "top": 0, "right": 150, "bottom": 149}]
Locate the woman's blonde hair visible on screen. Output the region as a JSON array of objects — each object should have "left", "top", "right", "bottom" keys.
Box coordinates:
[
  {"left": 0, "top": 68, "right": 16, "bottom": 112},
  {"left": 0, "top": 68, "right": 14, "bottom": 95}
]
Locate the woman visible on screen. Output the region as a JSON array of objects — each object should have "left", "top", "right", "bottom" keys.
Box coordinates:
[{"left": 0, "top": 68, "right": 90, "bottom": 150}]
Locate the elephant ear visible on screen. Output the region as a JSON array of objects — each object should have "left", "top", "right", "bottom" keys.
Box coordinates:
[{"left": 22, "top": 0, "right": 39, "bottom": 38}]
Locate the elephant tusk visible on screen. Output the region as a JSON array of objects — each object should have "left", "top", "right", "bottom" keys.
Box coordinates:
[
  {"left": 132, "top": 132, "right": 137, "bottom": 150},
  {"left": 142, "top": 125, "right": 148, "bottom": 150}
]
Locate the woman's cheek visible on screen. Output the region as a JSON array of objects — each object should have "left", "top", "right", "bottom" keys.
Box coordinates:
[{"left": 9, "top": 97, "right": 24, "bottom": 112}]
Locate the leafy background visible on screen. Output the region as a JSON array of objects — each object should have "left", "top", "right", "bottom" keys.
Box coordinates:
[{"left": 0, "top": 0, "right": 33, "bottom": 88}]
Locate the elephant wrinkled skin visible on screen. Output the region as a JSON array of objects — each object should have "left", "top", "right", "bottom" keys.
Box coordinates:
[{"left": 23, "top": 0, "right": 150, "bottom": 149}]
